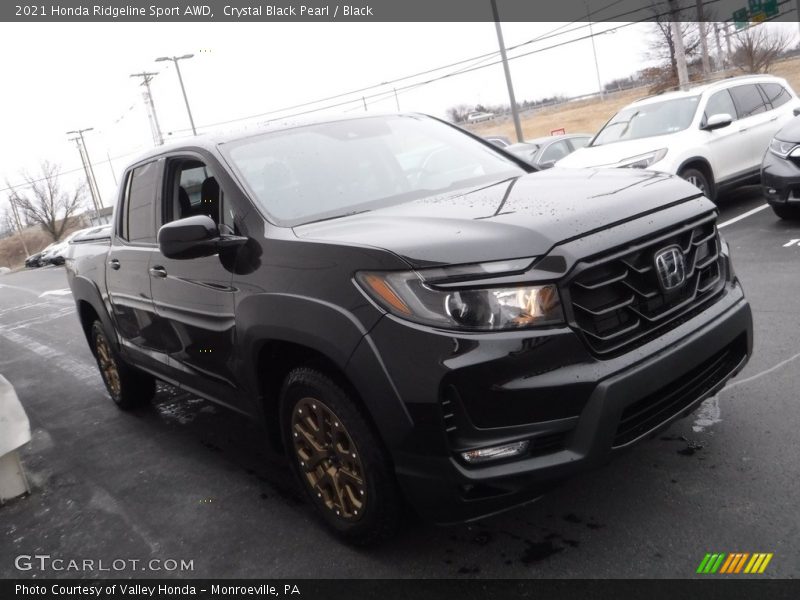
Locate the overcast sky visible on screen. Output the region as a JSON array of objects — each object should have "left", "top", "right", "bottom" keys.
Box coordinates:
[{"left": 0, "top": 20, "right": 796, "bottom": 213}]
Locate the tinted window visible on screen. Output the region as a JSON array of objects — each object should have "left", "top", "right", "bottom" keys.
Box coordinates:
[
  {"left": 729, "top": 85, "right": 768, "bottom": 118},
  {"left": 125, "top": 162, "right": 158, "bottom": 243},
  {"left": 703, "top": 90, "right": 737, "bottom": 123},
  {"left": 540, "top": 140, "right": 571, "bottom": 163},
  {"left": 760, "top": 83, "right": 791, "bottom": 109},
  {"left": 165, "top": 159, "right": 235, "bottom": 232}
]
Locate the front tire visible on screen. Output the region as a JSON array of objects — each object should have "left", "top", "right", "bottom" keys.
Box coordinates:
[
  {"left": 280, "top": 367, "right": 402, "bottom": 545},
  {"left": 91, "top": 321, "right": 155, "bottom": 410},
  {"left": 679, "top": 167, "right": 713, "bottom": 199},
  {"left": 772, "top": 204, "right": 800, "bottom": 220}
]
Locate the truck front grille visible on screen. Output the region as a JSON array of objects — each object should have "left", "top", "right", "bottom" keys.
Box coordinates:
[{"left": 567, "top": 213, "right": 725, "bottom": 357}]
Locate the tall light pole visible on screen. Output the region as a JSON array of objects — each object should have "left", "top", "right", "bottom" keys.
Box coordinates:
[
  {"left": 67, "top": 128, "right": 102, "bottom": 209},
  {"left": 155, "top": 54, "right": 197, "bottom": 136},
  {"left": 490, "top": 0, "right": 524, "bottom": 143},
  {"left": 130, "top": 71, "right": 164, "bottom": 145}
]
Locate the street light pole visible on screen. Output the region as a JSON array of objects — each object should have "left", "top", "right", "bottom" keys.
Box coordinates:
[
  {"left": 490, "top": 0, "right": 524, "bottom": 143},
  {"left": 586, "top": 1, "right": 605, "bottom": 100},
  {"left": 156, "top": 54, "right": 197, "bottom": 136}
]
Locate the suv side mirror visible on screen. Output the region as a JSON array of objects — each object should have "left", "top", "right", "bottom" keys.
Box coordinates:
[
  {"left": 158, "top": 215, "right": 247, "bottom": 260},
  {"left": 703, "top": 113, "right": 733, "bottom": 131},
  {"left": 793, "top": 107, "right": 800, "bottom": 117},
  {"left": 537, "top": 159, "right": 557, "bottom": 170}
]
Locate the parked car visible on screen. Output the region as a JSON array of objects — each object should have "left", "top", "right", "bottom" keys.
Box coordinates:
[
  {"left": 41, "top": 228, "right": 92, "bottom": 265},
  {"left": 558, "top": 75, "right": 800, "bottom": 199},
  {"left": 506, "top": 134, "right": 592, "bottom": 169},
  {"left": 466, "top": 111, "right": 494, "bottom": 124},
  {"left": 66, "top": 113, "right": 752, "bottom": 544},
  {"left": 71, "top": 224, "right": 112, "bottom": 243},
  {"left": 25, "top": 247, "right": 51, "bottom": 268},
  {"left": 483, "top": 135, "right": 511, "bottom": 148},
  {"left": 761, "top": 116, "right": 800, "bottom": 220}
]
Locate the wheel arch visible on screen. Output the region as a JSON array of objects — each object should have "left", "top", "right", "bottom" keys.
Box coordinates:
[{"left": 677, "top": 157, "right": 716, "bottom": 199}]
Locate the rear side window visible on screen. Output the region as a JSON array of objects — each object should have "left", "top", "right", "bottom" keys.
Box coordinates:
[
  {"left": 540, "top": 140, "right": 571, "bottom": 163},
  {"left": 703, "top": 89, "right": 737, "bottom": 123},
  {"left": 123, "top": 161, "right": 158, "bottom": 243},
  {"left": 760, "top": 83, "right": 791, "bottom": 109},
  {"left": 729, "top": 85, "right": 768, "bottom": 118},
  {"left": 569, "top": 136, "right": 591, "bottom": 150}
]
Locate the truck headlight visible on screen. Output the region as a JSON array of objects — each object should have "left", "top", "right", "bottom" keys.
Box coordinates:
[
  {"left": 618, "top": 148, "right": 668, "bottom": 169},
  {"left": 355, "top": 259, "right": 563, "bottom": 331}
]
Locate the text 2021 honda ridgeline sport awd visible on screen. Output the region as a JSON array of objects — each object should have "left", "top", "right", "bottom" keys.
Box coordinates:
[{"left": 66, "top": 114, "right": 752, "bottom": 544}]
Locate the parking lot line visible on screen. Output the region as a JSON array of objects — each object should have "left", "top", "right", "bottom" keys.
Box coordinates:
[{"left": 718, "top": 203, "right": 769, "bottom": 229}]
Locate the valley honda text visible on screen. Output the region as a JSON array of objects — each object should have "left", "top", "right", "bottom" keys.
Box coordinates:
[{"left": 15, "top": 584, "right": 301, "bottom": 597}]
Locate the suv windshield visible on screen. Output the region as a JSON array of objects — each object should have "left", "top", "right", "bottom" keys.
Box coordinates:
[
  {"left": 592, "top": 96, "right": 700, "bottom": 146},
  {"left": 221, "top": 115, "right": 526, "bottom": 226}
]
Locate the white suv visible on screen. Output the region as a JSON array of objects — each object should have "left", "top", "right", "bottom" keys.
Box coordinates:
[{"left": 557, "top": 75, "right": 800, "bottom": 199}]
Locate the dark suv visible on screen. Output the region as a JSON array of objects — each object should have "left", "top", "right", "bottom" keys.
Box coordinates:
[{"left": 66, "top": 114, "right": 752, "bottom": 544}]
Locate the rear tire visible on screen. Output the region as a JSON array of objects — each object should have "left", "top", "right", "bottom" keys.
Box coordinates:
[
  {"left": 280, "top": 367, "right": 402, "bottom": 545},
  {"left": 679, "top": 167, "right": 713, "bottom": 199},
  {"left": 91, "top": 321, "right": 155, "bottom": 410},
  {"left": 772, "top": 204, "right": 800, "bottom": 220}
]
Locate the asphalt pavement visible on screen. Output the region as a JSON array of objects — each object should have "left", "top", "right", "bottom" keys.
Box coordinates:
[{"left": 1, "top": 187, "right": 798, "bottom": 579}]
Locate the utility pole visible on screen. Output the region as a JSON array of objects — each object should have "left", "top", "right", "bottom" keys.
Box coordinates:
[
  {"left": 667, "top": 0, "right": 689, "bottom": 89},
  {"left": 130, "top": 71, "right": 164, "bottom": 146},
  {"left": 363, "top": 96, "right": 368, "bottom": 112},
  {"left": 490, "top": 0, "right": 523, "bottom": 143},
  {"left": 67, "top": 129, "right": 102, "bottom": 210},
  {"left": 586, "top": 1, "right": 605, "bottom": 100},
  {"left": 713, "top": 22, "right": 726, "bottom": 70},
  {"left": 106, "top": 150, "right": 118, "bottom": 187},
  {"left": 724, "top": 21, "right": 733, "bottom": 61},
  {"left": 8, "top": 199, "right": 30, "bottom": 257},
  {"left": 393, "top": 87, "right": 400, "bottom": 112},
  {"left": 696, "top": 0, "right": 711, "bottom": 76},
  {"left": 155, "top": 55, "right": 197, "bottom": 136}
]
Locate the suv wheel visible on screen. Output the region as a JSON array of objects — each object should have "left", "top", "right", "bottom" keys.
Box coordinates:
[
  {"left": 679, "top": 167, "right": 712, "bottom": 198},
  {"left": 280, "top": 367, "right": 402, "bottom": 545},
  {"left": 91, "top": 321, "right": 155, "bottom": 409},
  {"left": 772, "top": 204, "right": 800, "bottom": 220}
]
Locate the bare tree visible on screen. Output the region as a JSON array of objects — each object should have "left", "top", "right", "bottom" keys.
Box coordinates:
[
  {"left": 646, "top": 1, "right": 716, "bottom": 92},
  {"left": 6, "top": 161, "right": 86, "bottom": 242},
  {"left": 0, "top": 206, "right": 16, "bottom": 239},
  {"left": 446, "top": 104, "right": 472, "bottom": 123},
  {"left": 732, "top": 25, "right": 791, "bottom": 74}
]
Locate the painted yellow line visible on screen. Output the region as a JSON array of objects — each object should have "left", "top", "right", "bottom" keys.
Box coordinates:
[{"left": 758, "top": 554, "right": 773, "bottom": 573}]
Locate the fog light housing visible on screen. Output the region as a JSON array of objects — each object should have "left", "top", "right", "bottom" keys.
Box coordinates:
[{"left": 460, "top": 441, "right": 529, "bottom": 464}]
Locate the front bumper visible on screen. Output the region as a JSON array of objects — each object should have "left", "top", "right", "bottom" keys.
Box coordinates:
[
  {"left": 761, "top": 149, "right": 800, "bottom": 206},
  {"left": 352, "top": 279, "right": 752, "bottom": 523}
]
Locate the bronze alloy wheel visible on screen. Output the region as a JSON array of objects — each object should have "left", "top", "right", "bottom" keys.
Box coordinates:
[
  {"left": 291, "top": 397, "right": 367, "bottom": 521},
  {"left": 95, "top": 331, "right": 121, "bottom": 398}
]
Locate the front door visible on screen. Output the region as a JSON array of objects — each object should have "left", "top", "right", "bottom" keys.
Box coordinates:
[{"left": 149, "top": 155, "right": 242, "bottom": 410}]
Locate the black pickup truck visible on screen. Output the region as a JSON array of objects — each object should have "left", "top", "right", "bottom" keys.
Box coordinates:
[{"left": 66, "top": 114, "right": 752, "bottom": 544}]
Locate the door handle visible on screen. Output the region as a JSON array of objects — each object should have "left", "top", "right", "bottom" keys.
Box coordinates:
[
  {"left": 738, "top": 127, "right": 749, "bottom": 133},
  {"left": 770, "top": 115, "right": 778, "bottom": 122},
  {"left": 149, "top": 266, "right": 168, "bottom": 279},
  {"left": 108, "top": 259, "right": 120, "bottom": 270}
]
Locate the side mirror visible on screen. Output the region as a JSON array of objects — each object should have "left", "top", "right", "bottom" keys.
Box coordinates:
[
  {"left": 537, "top": 159, "right": 557, "bottom": 170},
  {"left": 703, "top": 113, "right": 733, "bottom": 131},
  {"left": 793, "top": 107, "right": 800, "bottom": 117},
  {"left": 157, "top": 215, "right": 247, "bottom": 260}
]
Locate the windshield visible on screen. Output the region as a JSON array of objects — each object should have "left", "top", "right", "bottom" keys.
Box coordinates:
[
  {"left": 592, "top": 96, "right": 700, "bottom": 146},
  {"left": 221, "top": 115, "right": 526, "bottom": 226}
]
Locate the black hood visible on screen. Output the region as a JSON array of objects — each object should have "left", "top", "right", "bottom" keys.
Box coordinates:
[
  {"left": 775, "top": 116, "right": 800, "bottom": 142},
  {"left": 293, "top": 168, "right": 705, "bottom": 268}
]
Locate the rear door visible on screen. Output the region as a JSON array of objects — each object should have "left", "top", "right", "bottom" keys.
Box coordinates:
[
  {"left": 106, "top": 159, "right": 170, "bottom": 376},
  {"left": 728, "top": 84, "right": 775, "bottom": 172},
  {"left": 148, "top": 153, "right": 243, "bottom": 411}
]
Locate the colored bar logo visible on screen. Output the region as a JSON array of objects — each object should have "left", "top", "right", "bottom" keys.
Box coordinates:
[{"left": 696, "top": 553, "right": 773, "bottom": 574}]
